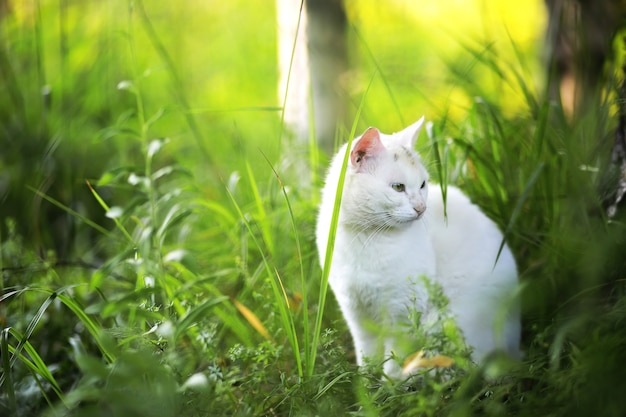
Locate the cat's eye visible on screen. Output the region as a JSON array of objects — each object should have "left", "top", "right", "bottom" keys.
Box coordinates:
[
  {"left": 420, "top": 181, "right": 426, "bottom": 189},
  {"left": 391, "top": 183, "right": 405, "bottom": 192}
]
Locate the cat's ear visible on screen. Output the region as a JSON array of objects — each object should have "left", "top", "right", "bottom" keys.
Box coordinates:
[
  {"left": 350, "top": 127, "right": 385, "bottom": 169},
  {"left": 396, "top": 116, "right": 425, "bottom": 148}
]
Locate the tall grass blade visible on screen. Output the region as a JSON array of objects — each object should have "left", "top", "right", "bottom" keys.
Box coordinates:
[
  {"left": 27, "top": 186, "right": 115, "bottom": 239},
  {"left": 86, "top": 180, "right": 135, "bottom": 244},
  {"left": 504, "top": 27, "right": 539, "bottom": 115},
  {"left": 308, "top": 84, "right": 320, "bottom": 186},
  {"left": 277, "top": 0, "right": 305, "bottom": 151},
  {"left": 0, "top": 46, "right": 25, "bottom": 119},
  {"left": 56, "top": 291, "right": 116, "bottom": 363},
  {"left": 5, "top": 328, "right": 65, "bottom": 404},
  {"left": 261, "top": 150, "right": 311, "bottom": 370},
  {"left": 312, "top": 371, "right": 352, "bottom": 400},
  {"left": 427, "top": 122, "right": 448, "bottom": 217},
  {"left": 224, "top": 184, "right": 303, "bottom": 377},
  {"left": 0, "top": 287, "right": 59, "bottom": 390},
  {"left": 352, "top": 25, "right": 404, "bottom": 125},
  {"left": 213, "top": 306, "right": 254, "bottom": 346},
  {"left": 496, "top": 162, "right": 545, "bottom": 265},
  {"left": 1, "top": 328, "right": 17, "bottom": 416},
  {"left": 456, "top": 39, "right": 506, "bottom": 83},
  {"left": 9, "top": 290, "right": 56, "bottom": 368},
  {"left": 533, "top": 102, "right": 551, "bottom": 160},
  {"left": 246, "top": 162, "right": 274, "bottom": 255},
  {"left": 309, "top": 72, "right": 376, "bottom": 375}
]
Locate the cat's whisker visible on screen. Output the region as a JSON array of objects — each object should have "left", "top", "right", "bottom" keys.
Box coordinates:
[
  {"left": 360, "top": 222, "right": 391, "bottom": 250},
  {"left": 347, "top": 217, "right": 390, "bottom": 250}
]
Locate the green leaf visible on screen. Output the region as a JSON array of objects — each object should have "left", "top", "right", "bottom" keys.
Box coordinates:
[
  {"left": 56, "top": 292, "right": 116, "bottom": 363},
  {"left": 174, "top": 296, "right": 229, "bottom": 342},
  {"left": 1, "top": 329, "right": 17, "bottom": 415},
  {"left": 27, "top": 186, "right": 114, "bottom": 239},
  {"left": 147, "top": 137, "right": 169, "bottom": 160}
]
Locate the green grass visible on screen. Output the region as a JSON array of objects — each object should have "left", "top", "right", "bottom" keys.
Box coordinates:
[{"left": 2, "top": 1, "right": 626, "bottom": 416}]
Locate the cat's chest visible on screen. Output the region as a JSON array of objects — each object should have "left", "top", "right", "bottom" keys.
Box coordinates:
[{"left": 331, "top": 222, "right": 436, "bottom": 287}]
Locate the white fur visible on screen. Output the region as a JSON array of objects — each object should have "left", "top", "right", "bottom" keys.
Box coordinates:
[{"left": 316, "top": 119, "right": 521, "bottom": 377}]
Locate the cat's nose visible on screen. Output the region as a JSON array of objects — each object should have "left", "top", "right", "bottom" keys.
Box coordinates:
[{"left": 413, "top": 204, "right": 426, "bottom": 218}]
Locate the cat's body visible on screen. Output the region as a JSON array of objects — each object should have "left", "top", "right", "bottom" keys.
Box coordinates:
[{"left": 316, "top": 118, "right": 520, "bottom": 377}]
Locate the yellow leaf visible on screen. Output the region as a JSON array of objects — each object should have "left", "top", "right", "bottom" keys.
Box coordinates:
[
  {"left": 402, "top": 350, "right": 455, "bottom": 376},
  {"left": 232, "top": 299, "right": 273, "bottom": 342}
]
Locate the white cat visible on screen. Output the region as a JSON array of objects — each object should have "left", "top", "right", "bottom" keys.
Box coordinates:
[{"left": 316, "top": 117, "right": 521, "bottom": 378}]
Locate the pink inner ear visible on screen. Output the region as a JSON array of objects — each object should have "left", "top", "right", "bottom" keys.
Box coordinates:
[{"left": 350, "top": 127, "right": 384, "bottom": 167}]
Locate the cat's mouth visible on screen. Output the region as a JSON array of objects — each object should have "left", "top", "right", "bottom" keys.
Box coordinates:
[
  {"left": 396, "top": 210, "right": 424, "bottom": 224},
  {"left": 413, "top": 207, "right": 426, "bottom": 220}
]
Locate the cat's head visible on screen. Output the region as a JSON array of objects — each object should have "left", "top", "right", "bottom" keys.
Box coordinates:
[{"left": 342, "top": 117, "right": 429, "bottom": 230}]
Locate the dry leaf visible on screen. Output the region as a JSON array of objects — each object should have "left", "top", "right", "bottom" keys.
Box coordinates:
[
  {"left": 232, "top": 298, "right": 273, "bottom": 341},
  {"left": 402, "top": 350, "right": 455, "bottom": 376}
]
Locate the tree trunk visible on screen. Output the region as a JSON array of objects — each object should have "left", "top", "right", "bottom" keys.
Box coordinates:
[
  {"left": 544, "top": 0, "right": 626, "bottom": 217},
  {"left": 544, "top": 0, "right": 625, "bottom": 114},
  {"left": 305, "top": 0, "right": 348, "bottom": 153},
  {"left": 277, "top": 0, "right": 348, "bottom": 154}
]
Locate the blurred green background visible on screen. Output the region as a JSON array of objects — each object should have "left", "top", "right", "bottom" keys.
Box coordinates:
[
  {"left": 1, "top": 0, "right": 545, "bottom": 255},
  {"left": 3, "top": 1, "right": 626, "bottom": 416}
]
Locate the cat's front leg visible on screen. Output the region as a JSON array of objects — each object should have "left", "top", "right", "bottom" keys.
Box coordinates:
[
  {"left": 380, "top": 302, "right": 423, "bottom": 379},
  {"left": 382, "top": 337, "right": 405, "bottom": 379},
  {"left": 340, "top": 306, "right": 383, "bottom": 367}
]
